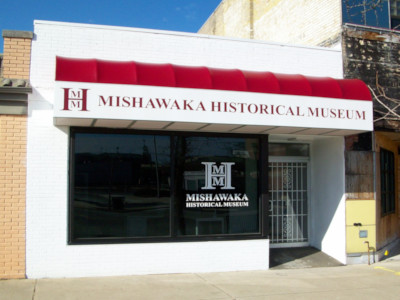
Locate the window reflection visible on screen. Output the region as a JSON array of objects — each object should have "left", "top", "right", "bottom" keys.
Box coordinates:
[
  {"left": 269, "top": 143, "right": 309, "bottom": 157},
  {"left": 174, "top": 136, "right": 260, "bottom": 236},
  {"left": 72, "top": 133, "right": 170, "bottom": 239},
  {"left": 70, "top": 131, "right": 262, "bottom": 242},
  {"left": 342, "top": 0, "right": 390, "bottom": 28}
]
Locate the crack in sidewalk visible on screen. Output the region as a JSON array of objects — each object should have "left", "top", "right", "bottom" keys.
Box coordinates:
[{"left": 195, "top": 273, "right": 237, "bottom": 299}]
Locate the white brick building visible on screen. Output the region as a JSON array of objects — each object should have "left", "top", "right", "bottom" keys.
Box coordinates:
[{"left": 26, "top": 20, "right": 372, "bottom": 278}]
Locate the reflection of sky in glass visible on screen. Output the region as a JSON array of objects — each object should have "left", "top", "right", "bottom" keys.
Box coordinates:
[
  {"left": 342, "top": 0, "right": 390, "bottom": 28},
  {"left": 75, "top": 133, "right": 170, "bottom": 163}
]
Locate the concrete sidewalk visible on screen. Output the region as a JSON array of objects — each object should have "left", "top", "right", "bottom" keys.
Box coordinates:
[{"left": 1, "top": 260, "right": 399, "bottom": 300}]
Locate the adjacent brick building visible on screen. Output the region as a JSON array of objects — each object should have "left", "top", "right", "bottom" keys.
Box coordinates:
[
  {"left": 0, "top": 30, "right": 32, "bottom": 279},
  {"left": 199, "top": 0, "right": 342, "bottom": 47}
]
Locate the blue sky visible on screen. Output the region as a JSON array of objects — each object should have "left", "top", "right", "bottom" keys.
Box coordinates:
[{"left": 0, "top": 0, "right": 221, "bottom": 52}]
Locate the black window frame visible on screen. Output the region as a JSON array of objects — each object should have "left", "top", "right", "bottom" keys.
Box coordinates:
[
  {"left": 380, "top": 147, "right": 396, "bottom": 216},
  {"left": 68, "top": 127, "right": 269, "bottom": 245}
]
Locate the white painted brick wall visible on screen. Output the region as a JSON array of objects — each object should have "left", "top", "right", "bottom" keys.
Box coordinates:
[
  {"left": 311, "top": 137, "right": 346, "bottom": 264},
  {"left": 27, "top": 20, "right": 343, "bottom": 278},
  {"left": 254, "top": 0, "right": 342, "bottom": 47}
]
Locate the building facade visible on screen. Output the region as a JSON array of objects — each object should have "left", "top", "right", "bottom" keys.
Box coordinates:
[
  {"left": 200, "top": 0, "right": 400, "bottom": 264},
  {"left": 0, "top": 30, "right": 32, "bottom": 279},
  {"left": 19, "top": 20, "right": 373, "bottom": 278},
  {"left": 343, "top": 24, "right": 400, "bottom": 259},
  {"left": 199, "top": 0, "right": 400, "bottom": 47},
  {"left": 199, "top": 0, "right": 342, "bottom": 47}
]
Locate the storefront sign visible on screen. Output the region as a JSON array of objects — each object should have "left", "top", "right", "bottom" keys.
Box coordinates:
[
  {"left": 202, "top": 162, "right": 235, "bottom": 190},
  {"left": 54, "top": 82, "right": 373, "bottom": 131},
  {"left": 185, "top": 162, "right": 250, "bottom": 208}
]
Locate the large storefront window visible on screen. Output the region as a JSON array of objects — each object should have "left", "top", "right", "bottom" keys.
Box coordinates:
[
  {"left": 71, "top": 131, "right": 171, "bottom": 240},
  {"left": 69, "top": 129, "right": 265, "bottom": 243},
  {"left": 173, "top": 136, "right": 260, "bottom": 236}
]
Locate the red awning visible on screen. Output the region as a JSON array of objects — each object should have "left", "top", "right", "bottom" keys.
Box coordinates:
[{"left": 55, "top": 56, "right": 372, "bottom": 101}]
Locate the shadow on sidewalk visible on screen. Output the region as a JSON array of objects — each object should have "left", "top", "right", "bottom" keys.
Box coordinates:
[
  {"left": 379, "top": 240, "right": 400, "bottom": 262},
  {"left": 270, "top": 247, "right": 344, "bottom": 269}
]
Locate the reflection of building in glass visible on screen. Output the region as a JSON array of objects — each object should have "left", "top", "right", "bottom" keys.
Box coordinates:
[
  {"left": 183, "top": 171, "right": 205, "bottom": 191},
  {"left": 342, "top": 0, "right": 390, "bottom": 28},
  {"left": 73, "top": 133, "right": 171, "bottom": 239},
  {"left": 391, "top": 0, "right": 400, "bottom": 27}
]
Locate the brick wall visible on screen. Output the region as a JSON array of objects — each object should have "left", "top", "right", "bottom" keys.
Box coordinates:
[
  {"left": 199, "top": 0, "right": 252, "bottom": 39},
  {"left": 0, "top": 30, "right": 32, "bottom": 279},
  {"left": 199, "top": 0, "right": 342, "bottom": 47},
  {"left": 0, "top": 115, "right": 26, "bottom": 279},
  {"left": 342, "top": 25, "right": 400, "bottom": 130},
  {"left": 2, "top": 31, "right": 33, "bottom": 79}
]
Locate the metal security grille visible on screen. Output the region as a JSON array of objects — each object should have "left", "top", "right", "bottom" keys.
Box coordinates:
[{"left": 269, "top": 161, "right": 308, "bottom": 245}]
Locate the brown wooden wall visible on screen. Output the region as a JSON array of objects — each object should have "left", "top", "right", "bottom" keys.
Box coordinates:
[{"left": 374, "top": 132, "right": 400, "bottom": 249}]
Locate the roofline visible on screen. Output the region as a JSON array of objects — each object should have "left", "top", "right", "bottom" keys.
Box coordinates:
[
  {"left": 2, "top": 30, "right": 33, "bottom": 39},
  {"left": 33, "top": 20, "right": 341, "bottom": 53}
]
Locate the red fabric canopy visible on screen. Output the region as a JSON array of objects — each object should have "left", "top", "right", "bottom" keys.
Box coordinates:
[{"left": 55, "top": 56, "right": 372, "bottom": 101}]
